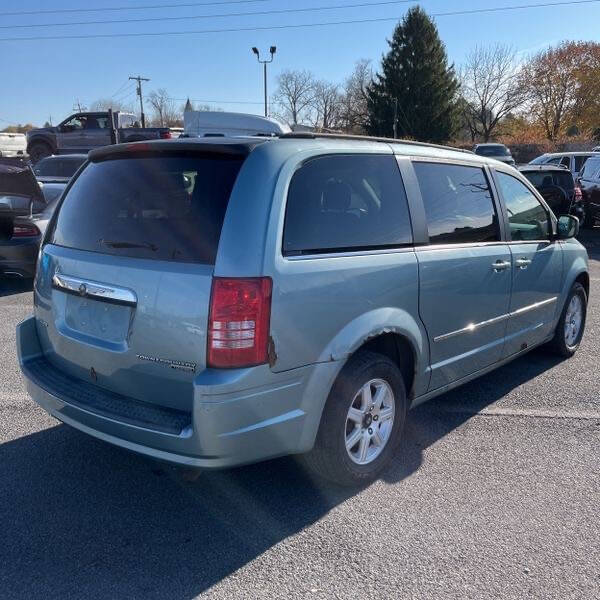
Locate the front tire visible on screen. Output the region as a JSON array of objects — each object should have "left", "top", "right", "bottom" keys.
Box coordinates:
[
  {"left": 28, "top": 141, "right": 52, "bottom": 164},
  {"left": 302, "top": 351, "right": 407, "bottom": 487},
  {"left": 549, "top": 282, "right": 587, "bottom": 357}
]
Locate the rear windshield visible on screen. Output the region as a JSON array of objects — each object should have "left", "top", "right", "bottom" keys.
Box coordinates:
[
  {"left": 522, "top": 170, "right": 574, "bottom": 190},
  {"left": 475, "top": 145, "right": 510, "bottom": 157},
  {"left": 51, "top": 153, "right": 243, "bottom": 264}
]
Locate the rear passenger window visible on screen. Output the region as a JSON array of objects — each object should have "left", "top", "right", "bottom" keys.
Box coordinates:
[
  {"left": 413, "top": 162, "right": 499, "bottom": 245},
  {"left": 283, "top": 155, "right": 412, "bottom": 255},
  {"left": 496, "top": 172, "right": 550, "bottom": 241},
  {"left": 560, "top": 156, "right": 571, "bottom": 168}
]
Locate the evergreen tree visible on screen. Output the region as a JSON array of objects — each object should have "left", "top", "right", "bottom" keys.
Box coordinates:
[{"left": 367, "top": 7, "right": 459, "bottom": 143}]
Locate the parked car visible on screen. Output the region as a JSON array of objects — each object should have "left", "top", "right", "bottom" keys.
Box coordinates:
[
  {"left": 473, "top": 143, "right": 515, "bottom": 165},
  {"left": 183, "top": 110, "right": 291, "bottom": 138},
  {"left": 17, "top": 135, "right": 589, "bottom": 486},
  {"left": 529, "top": 151, "right": 600, "bottom": 180},
  {"left": 0, "top": 131, "right": 27, "bottom": 158},
  {"left": 518, "top": 165, "right": 585, "bottom": 224},
  {"left": 577, "top": 155, "right": 600, "bottom": 228},
  {"left": 33, "top": 154, "right": 87, "bottom": 184},
  {"left": 26, "top": 111, "right": 172, "bottom": 163},
  {"left": 0, "top": 164, "right": 46, "bottom": 278}
]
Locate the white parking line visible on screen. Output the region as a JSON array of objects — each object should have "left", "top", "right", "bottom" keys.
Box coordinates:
[{"left": 433, "top": 406, "right": 600, "bottom": 421}]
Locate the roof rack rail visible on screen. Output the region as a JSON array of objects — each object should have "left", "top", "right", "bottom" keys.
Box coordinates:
[{"left": 278, "top": 131, "right": 473, "bottom": 154}]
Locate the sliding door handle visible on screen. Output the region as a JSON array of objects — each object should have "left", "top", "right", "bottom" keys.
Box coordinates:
[
  {"left": 492, "top": 260, "right": 511, "bottom": 272},
  {"left": 515, "top": 258, "right": 532, "bottom": 269}
]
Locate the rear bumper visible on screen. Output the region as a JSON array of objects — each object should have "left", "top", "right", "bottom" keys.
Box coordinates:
[{"left": 17, "top": 315, "right": 340, "bottom": 468}]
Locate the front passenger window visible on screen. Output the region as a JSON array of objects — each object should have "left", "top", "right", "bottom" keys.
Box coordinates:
[{"left": 496, "top": 172, "right": 550, "bottom": 241}]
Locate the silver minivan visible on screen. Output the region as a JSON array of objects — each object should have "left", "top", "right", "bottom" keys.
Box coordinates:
[{"left": 17, "top": 135, "right": 589, "bottom": 486}]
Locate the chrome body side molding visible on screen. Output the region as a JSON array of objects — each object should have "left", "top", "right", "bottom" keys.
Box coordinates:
[{"left": 433, "top": 296, "right": 557, "bottom": 343}]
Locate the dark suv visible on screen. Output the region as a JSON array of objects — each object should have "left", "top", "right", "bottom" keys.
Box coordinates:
[
  {"left": 578, "top": 156, "right": 600, "bottom": 228},
  {"left": 518, "top": 165, "right": 585, "bottom": 224}
]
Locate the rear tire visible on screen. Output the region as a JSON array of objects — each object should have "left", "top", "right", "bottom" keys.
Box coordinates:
[
  {"left": 28, "top": 142, "right": 52, "bottom": 164},
  {"left": 549, "top": 282, "right": 587, "bottom": 357},
  {"left": 301, "top": 351, "right": 407, "bottom": 487}
]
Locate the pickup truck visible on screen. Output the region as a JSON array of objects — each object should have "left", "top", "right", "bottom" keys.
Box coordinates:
[
  {"left": 0, "top": 132, "right": 27, "bottom": 158},
  {"left": 26, "top": 111, "right": 171, "bottom": 163}
]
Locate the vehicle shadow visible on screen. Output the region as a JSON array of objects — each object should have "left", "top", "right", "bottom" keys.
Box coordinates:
[
  {"left": 0, "top": 277, "right": 33, "bottom": 297},
  {"left": 0, "top": 348, "right": 562, "bottom": 599}
]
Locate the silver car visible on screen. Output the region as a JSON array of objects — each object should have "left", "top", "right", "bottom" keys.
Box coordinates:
[{"left": 17, "top": 135, "right": 589, "bottom": 486}]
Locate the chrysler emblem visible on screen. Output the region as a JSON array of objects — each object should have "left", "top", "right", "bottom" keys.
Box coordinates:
[{"left": 78, "top": 283, "right": 87, "bottom": 296}]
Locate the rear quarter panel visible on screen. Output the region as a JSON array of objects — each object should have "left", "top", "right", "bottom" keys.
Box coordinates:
[{"left": 217, "top": 141, "right": 430, "bottom": 397}]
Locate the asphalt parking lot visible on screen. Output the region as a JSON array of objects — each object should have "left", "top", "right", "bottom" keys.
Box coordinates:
[{"left": 1, "top": 234, "right": 598, "bottom": 600}]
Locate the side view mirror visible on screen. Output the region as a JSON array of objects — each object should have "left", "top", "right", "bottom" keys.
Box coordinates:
[{"left": 557, "top": 214, "right": 579, "bottom": 239}]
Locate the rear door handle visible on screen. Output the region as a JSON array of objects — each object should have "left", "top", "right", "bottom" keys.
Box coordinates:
[
  {"left": 492, "top": 260, "right": 511, "bottom": 272},
  {"left": 515, "top": 258, "right": 532, "bottom": 269}
]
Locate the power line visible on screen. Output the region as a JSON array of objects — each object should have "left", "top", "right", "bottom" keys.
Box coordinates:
[
  {"left": 113, "top": 83, "right": 138, "bottom": 102},
  {"left": 1, "top": 0, "right": 416, "bottom": 30},
  {"left": 0, "top": 0, "right": 598, "bottom": 42},
  {"left": 111, "top": 80, "right": 134, "bottom": 98},
  {"left": 0, "top": 0, "right": 270, "bottom": 17}
]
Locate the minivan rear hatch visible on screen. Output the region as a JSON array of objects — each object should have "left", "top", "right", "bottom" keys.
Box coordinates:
[{"left": 35, "top": 143, "right": 253, "bottom": 414}]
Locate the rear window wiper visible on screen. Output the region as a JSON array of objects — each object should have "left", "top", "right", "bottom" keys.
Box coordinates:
[{"left": 100, "top": 239, "right": 158, "bottom": 251}]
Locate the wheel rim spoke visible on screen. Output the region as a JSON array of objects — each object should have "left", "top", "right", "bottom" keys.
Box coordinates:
[
  {"left": 372, "top": 428, "right": 385, "bottom": 447},
  {"left": 358, "top": 433, "right": 370, "bottom": 462},
  {"left": 347, "top": 407, "right": 364, "bottom": 424},
  {"left": 379, "top": 407, "right": 393, "bottom": 422},
  {"left": 360, "top": 383, "right": 373, "bottom": 410},
  {"left": 345, "top": 427, "right": 362, "bottom": 451},
  {"left": 372, "top": 385, "right": 387, "bottom": 410}
]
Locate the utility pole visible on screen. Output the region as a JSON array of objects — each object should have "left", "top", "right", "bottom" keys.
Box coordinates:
[
  {"left": 129, "top": 75, "right": 150, "bottom": 127},
  {"left": 393, "top": 98, "right": 398, "bottom": 139},
  {"left": 251, "top": 46, "right": 276, "bottom": 117},
  {"left": 73, "top": 99, "right": 87, "bottom": 112}
]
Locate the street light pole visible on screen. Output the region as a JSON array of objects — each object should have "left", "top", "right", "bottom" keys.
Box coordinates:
[{"left": 252, "top": 46, "right": 276, "bottom": 117}]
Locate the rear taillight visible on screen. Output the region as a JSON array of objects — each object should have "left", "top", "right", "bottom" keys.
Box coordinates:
[
  {"left": 207, "top": 277, "right": 272, "bottom": 368},
  {"left": 160, "top": 130, "right": 172, "bottom": 139},
  {"left": 575, "top": 186, "right": 583, "bottom": 201},
  {"left": 12, "top": 223, "right": 40, "bottom": 238}
]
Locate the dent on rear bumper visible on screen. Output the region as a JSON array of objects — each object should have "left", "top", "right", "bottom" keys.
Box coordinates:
[{"left": 17, "top": 315, "right": 340, "bottom": 468}]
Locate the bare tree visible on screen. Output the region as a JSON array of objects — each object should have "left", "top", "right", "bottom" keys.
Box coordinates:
[
  {"left": 520, "top": 41, "right": 600, "bottom": 140},
  {"left": 147, "top": 88, "right": 182, "bottom": 127},
  {"left": 339, "top": 59, "right": 372, "bottom": 133},
  {"left": 312, "top": 81, "right": 342, "bottom": 130},
  {"left": 460, "top": 44, "right": 524, "bottom": 142},
  {"left": 272, "top": 69, "right": 315, "bottom": 126},
  {"left": 89, "top": 97, "right": 135, "bottom": 113}
]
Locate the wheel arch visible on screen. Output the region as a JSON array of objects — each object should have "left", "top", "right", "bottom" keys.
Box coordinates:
[{"left": 316, "top": 308, "right": 429, "bottom": 402}]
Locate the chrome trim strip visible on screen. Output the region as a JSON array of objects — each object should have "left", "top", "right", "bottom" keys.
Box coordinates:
[
  {"left": 510, "top": 296, "right": 557, "bottom": 316},
  {"left": 433, "top": 296, "right": 557, "bottom": 342},
  {"left": 434, "top": 313, "right": 510, "bottom": 342},
  {"left": 52, "top": 274, "right": 137, "bottom": 306}
]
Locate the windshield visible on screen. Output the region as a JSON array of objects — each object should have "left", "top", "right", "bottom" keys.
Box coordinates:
[
  {"left": 475, "top": 145, "right": 510, "bottom": 157},
  {"left": 50, "top": 153, "right": 244, "bottom": 264}
]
